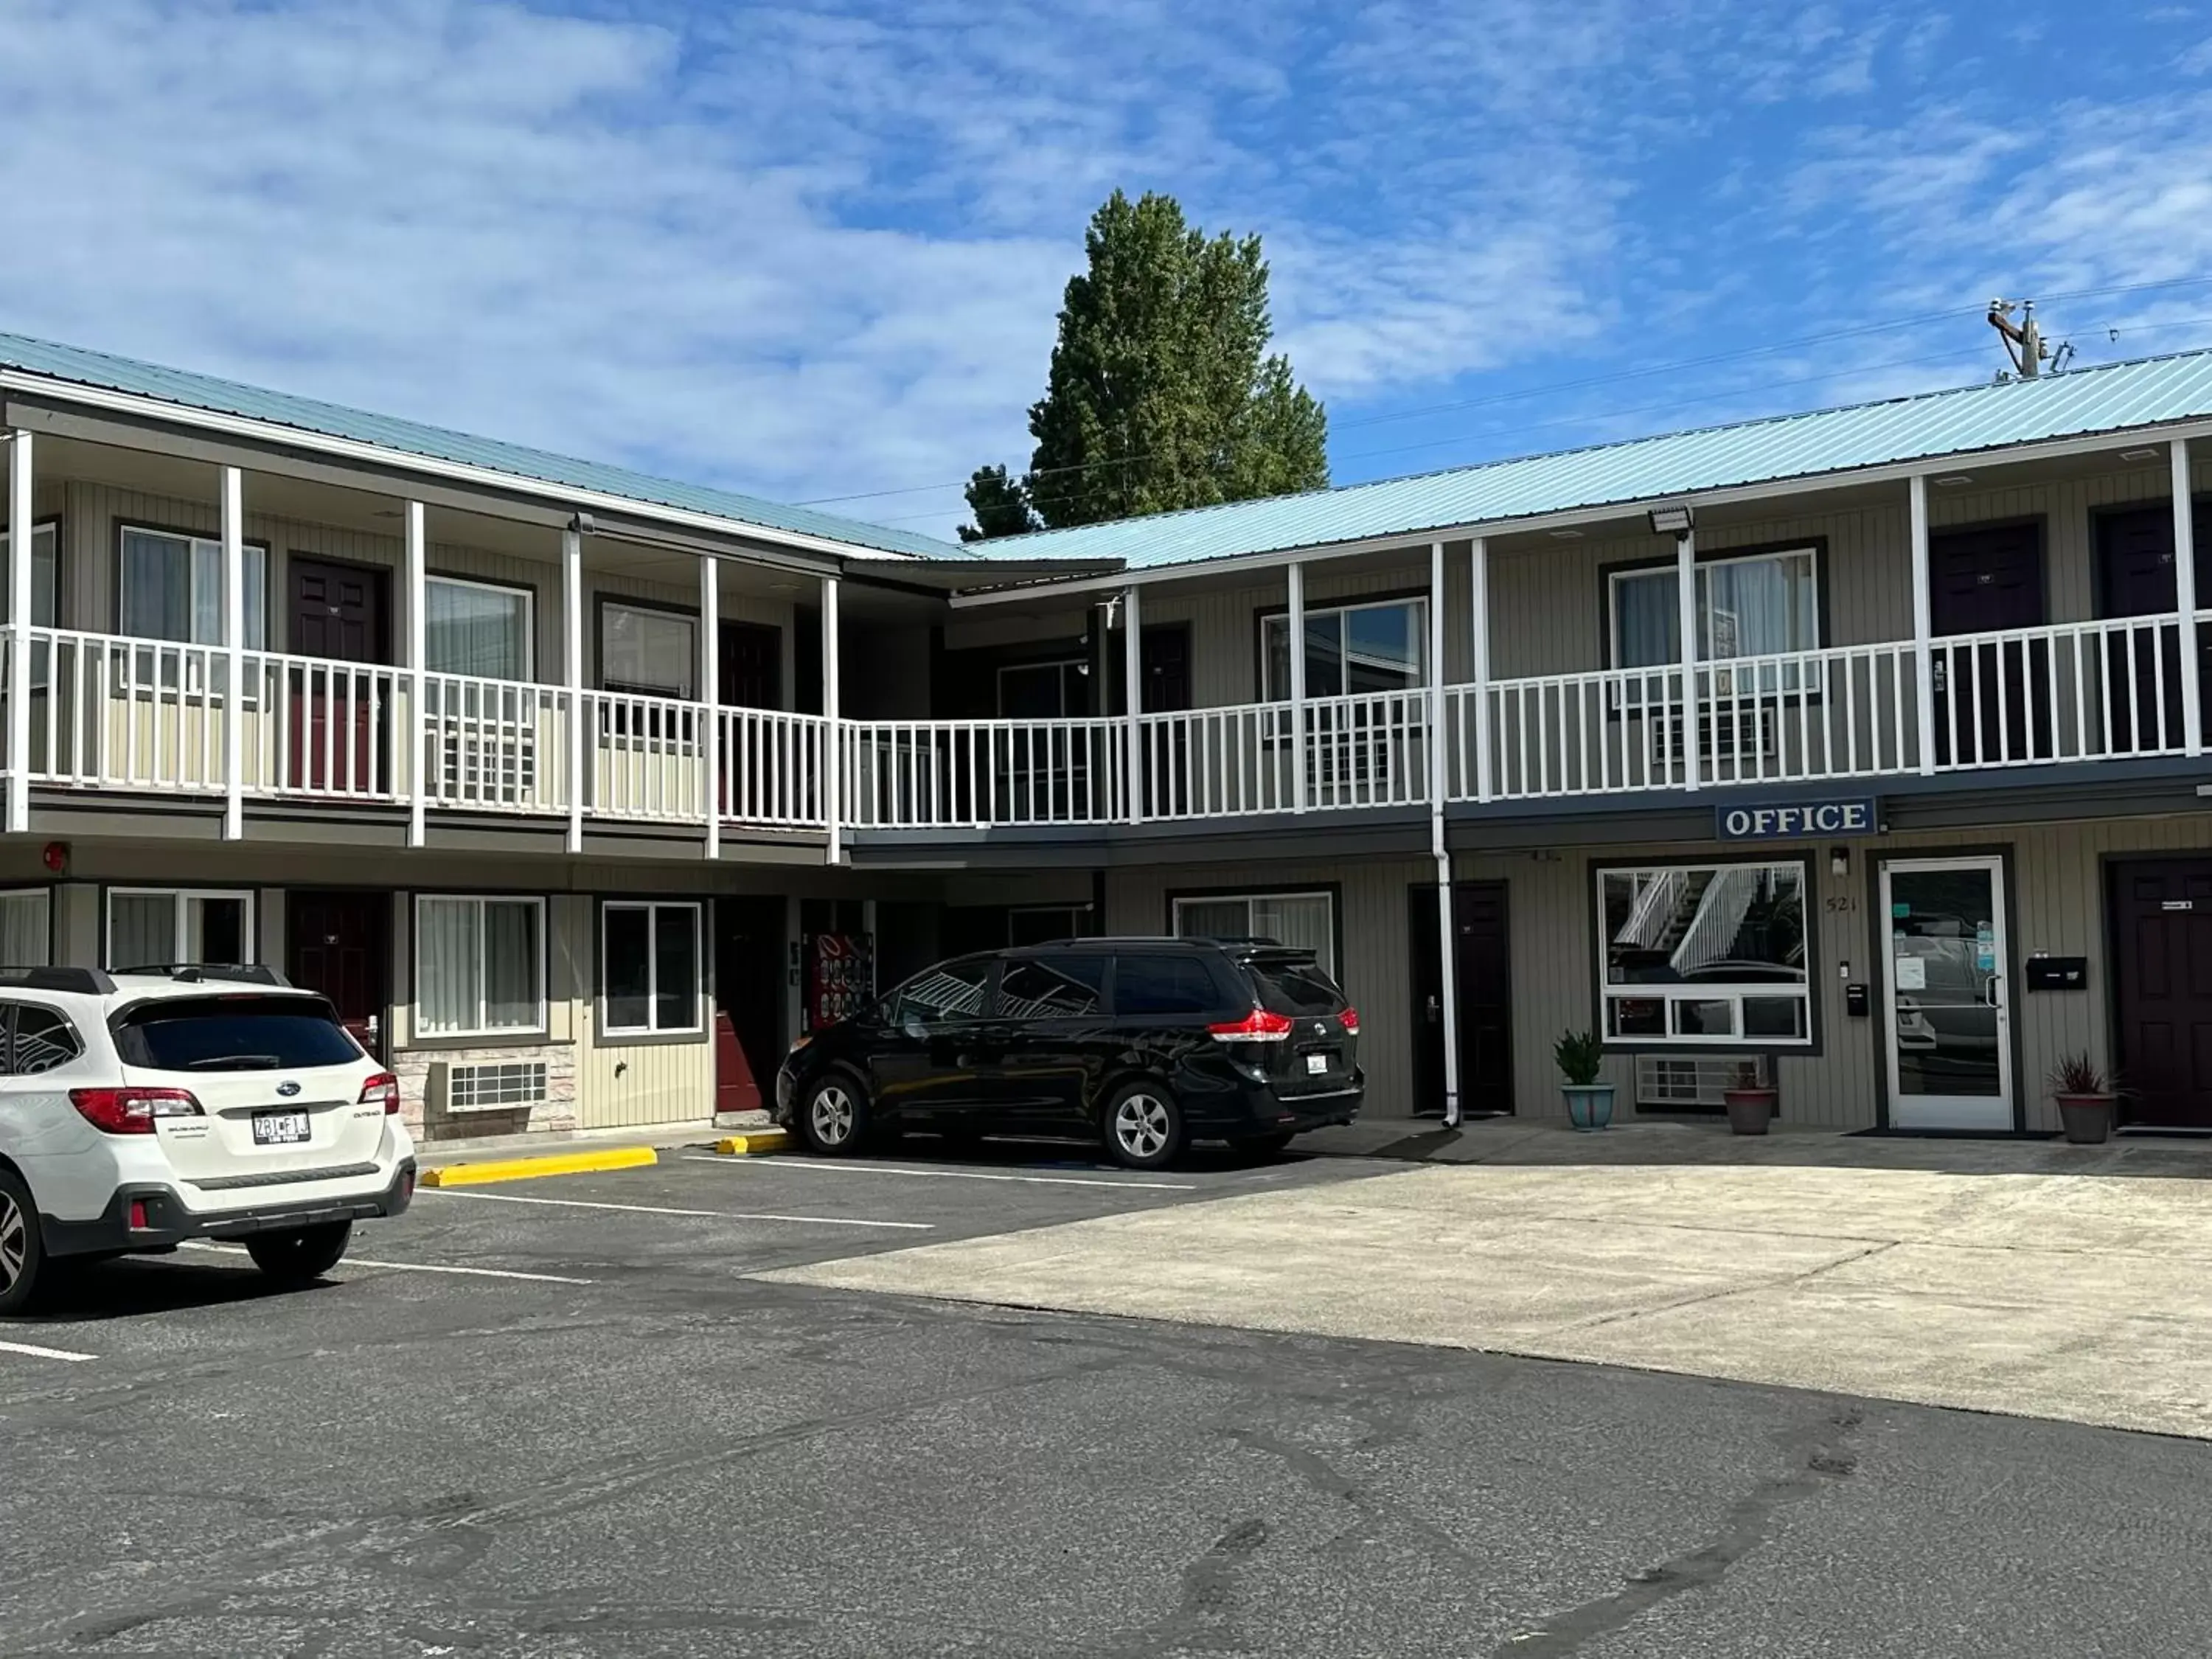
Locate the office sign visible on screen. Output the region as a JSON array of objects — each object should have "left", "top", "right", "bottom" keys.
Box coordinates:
[{"left": 1716, "top": 797, "right": 1877, "bottom": 841}]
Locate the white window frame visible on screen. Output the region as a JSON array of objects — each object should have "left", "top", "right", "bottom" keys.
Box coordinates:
[
  {"left": 1172, "top": 889, "right": 1337, "bottom": 978},
  {"left": 116, "top": 523, "right": 270, "bottom": 650},
  {"left": 599, "top": 900, "right": 703, "bottom": 1037},
  {"left": 0, "top": 888, "right": 52, "bottom": 967},
  {"left": 1596, "top": 860, "right": 1811, "bottom": 1049},
  {"left": 1262, "top": 597, "right": 1430, "bottom": 700},
  {"left": 104, "top": 887, "right": 257, "bottom": 969},
  {"left": 413, "top": 894, "right": 547, "bottom": 1039},
  {"left": 0, "top": 523, "right": 59, "bottom": 630},
  {"left": 424, "top": 574, "right": 535, "bottom": 681},
  {"left": 1608, "top": 546, "right": 1820, "bottom": 669},
  {"left": 599, "top": 600, "right": 697, "bottom": 700}
]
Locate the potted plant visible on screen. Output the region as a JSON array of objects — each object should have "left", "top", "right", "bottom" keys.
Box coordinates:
[
  {"left": 1722, "top": 1060, "right": 1778, "bottom": 1136},
  {"left": 2049, "top": 1052, "right": 2119, "bottom": 1146},
  {"left": 1555, "top": 1029, "right": 1613, "bottom": 1130}
]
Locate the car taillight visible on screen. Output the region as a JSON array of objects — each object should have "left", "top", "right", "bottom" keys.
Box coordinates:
[
  {"left": 69, "top": 1087, "right": 203, "bottom": 1135},
  {"left": 1208, "top": 1006, "right": 1294, "bottom": 1043},
  {"left": 358, "top": 1072, "right": 401, "bottom": 1114},
  {"left": 1340, "top": 1007, "right": 1360, "bottom": 1036}
]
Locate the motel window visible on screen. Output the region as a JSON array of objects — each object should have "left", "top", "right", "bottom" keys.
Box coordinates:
[
  {"left": 426, "top": 577, "right": 533, "bottom": 681},
  {"left": 1596, "top": 862, "right": 1809, "bottom": 1046},
  {"left": 1263, "top": 599, "right": 1426, "bottom": 700},
  {"left": 601, "top": 901, "right": 702, "bottom": 1036},
  {"left": 1172, "top": 891, "right": 1336, "bottom": 978},
  {"left": 106, "top": 888, "right": 254, "bottom": 970},
  {"left": 118, "top": 526, "right": 268, "bottom": 650},
  {"left": 0, "top": 889, "right": 49, "bottom": 967},
  {"left": 0, "top": 524, "right": 58, "bottom": 628},
  {"left": 997, "top": 659, "right": 1089, "bottom": 718},
  {"left": 600, "top": 602, "right": 695, "bottom": 699},
  {"left": 1610, "top": 548, "right": 1817, "bottom": 669},
  {"left": 415, "top": 896, "right": 545, "bottom": 1037}
]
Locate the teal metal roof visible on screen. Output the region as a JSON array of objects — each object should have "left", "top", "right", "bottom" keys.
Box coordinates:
[
  {"left": 989, "top": 349, "right": 2212, "bottom": 570},
  {"left": 0, "top": 333, "right": 968, "bottom": 561}
]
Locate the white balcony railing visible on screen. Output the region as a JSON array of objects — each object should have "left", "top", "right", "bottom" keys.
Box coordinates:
[{"left": 0, "top": 619, "right": 2202, "bottom": 835}]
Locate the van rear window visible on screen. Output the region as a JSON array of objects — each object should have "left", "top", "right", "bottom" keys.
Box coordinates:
[
  {"left": 113, "top": 995, "right": 362, "bottom": 1072},
  {"left": 1245, "top": 957, "right": 1346, "bottom": 1017}
]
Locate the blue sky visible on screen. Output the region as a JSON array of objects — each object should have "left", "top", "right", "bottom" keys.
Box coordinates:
[{"left": 4, "top": 1, "right": 2211, "bottom": 543}]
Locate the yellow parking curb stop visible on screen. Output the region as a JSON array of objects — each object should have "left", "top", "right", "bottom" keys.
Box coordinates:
[
  {"left": 420, "top": 1145, "right": 659, "bottom": 1187},
  {"left": 714, "top": 1130, "right": 791, "bottom": 1156}
]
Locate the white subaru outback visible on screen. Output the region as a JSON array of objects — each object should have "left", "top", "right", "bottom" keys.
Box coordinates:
[{"left": 0, "top": 965, "right": 417, "bottom": 1314}]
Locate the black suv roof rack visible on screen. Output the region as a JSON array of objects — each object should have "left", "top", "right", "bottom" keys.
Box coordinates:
[
  {"left": 0, "top": 966, "right": 116, "bottom": 995},
  {"left": 110, "top": 964, "right": 293, "bottom": 988},
  {"left": 1026, "top": 934, "right": 1309, "bottom": 957}
]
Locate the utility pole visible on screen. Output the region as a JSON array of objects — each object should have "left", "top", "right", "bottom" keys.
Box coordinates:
[{"left": 1989, "top": 298, "right": 2050, "bottom": 378}]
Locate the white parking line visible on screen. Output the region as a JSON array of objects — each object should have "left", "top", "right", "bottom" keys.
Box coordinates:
[
  {"left": 0, "top": 1338, "right": 96, "bottom": 1363},
  {"left": 422, "top": 1188, "right": 934, "bottom": 1230},
  {"left": 177, "top": 1241, "right": 594, "bottom": 1284},
  {"left": 681, "top": 1155, "right": 1195, "bottom": 1192}
]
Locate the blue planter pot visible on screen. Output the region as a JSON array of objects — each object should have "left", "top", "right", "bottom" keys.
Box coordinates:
[{"left": 1562, "top": 1083, "right": 1615, "bottom": 1131}]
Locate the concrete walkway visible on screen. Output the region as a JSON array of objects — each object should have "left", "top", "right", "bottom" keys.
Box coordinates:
[{"left": 762, "top": 1121, "right": 2212, "bottom": 1439}]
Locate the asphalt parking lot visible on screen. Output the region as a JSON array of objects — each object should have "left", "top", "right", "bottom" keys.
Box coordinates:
[{"left": 6, "top": 1138, "right": 2212, "bottom": 1658}]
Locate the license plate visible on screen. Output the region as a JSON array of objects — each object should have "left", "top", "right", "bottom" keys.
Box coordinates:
[
  {"left": 252, "top": 1110, "right": 313, "bottom": 1146},
  {"left": 1305, "top": 1053, "right": 1329, "bottom": 1075}
]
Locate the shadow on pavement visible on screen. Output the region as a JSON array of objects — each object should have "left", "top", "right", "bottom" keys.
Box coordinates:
[{"left": 7, "top": 1254, "right": 310, "bottom": 1325}]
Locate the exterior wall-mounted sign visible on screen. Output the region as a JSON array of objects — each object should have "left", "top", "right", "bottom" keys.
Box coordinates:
[{"left": 1716, "top": 797, "right": 1878, "bottom": 841}]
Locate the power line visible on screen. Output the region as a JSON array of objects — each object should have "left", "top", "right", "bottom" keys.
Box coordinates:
[
  {"left": 858, "top": 307, "right": 2212, "bottom": 530},
  {"left": 796, "top": 271, "right": 2212, "bottom": 512}
]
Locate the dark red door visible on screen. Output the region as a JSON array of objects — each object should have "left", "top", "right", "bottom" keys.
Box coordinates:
[
  {"left": 288, "top": 889, "right": 389, "bottom": 1059},
  {"left": 1929, "top": 522, "right": 2048, "bottom": 765},
  {"left": 2096, "top": 504, "right": 2210, "bottom": 753},
  {"left": 288, "top": 557, "right": 390, "bottom": 793},
  {"left": 1410, "top": 881, "right": 1514, "bottom": 1117},
  {"left": 2110, "top": 859, "right": 2212, "bottom": 1128}
]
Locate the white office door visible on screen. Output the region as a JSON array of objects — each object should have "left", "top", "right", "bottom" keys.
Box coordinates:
[{"left": 1881, "top": 855, "right": 2013, "bottom": 1131}]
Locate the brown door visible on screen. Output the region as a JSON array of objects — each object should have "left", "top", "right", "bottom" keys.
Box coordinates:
[
  {"left": 288, "top": 557, "right": 390, "bottom": 793},
  {"left": 720, "top": 620, "right": 781, "bottom": 710},
  {"left": 2110, "top": 858, "right": 2212, "bottom": 1128},
  {"left": 1929, "top": 522, "right": 2048, "bottom": 765},
  {"left": 2096, "top": 504, "right": 2210, "bottom": 753},
  {"left": 288, "top": 889, "right": 389, "bottom": 1059},
  {"left": 1410, "top": 881, "right": 1513, "bottom": 1118}
]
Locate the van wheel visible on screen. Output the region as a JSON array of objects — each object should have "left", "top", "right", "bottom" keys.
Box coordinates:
[
  {"left": 0, "top": 1169, "right": 46, "bottom": 1316},
  {"left": 1105, "top": 1082, "right": 1186, "bottom": 1171},
  {"left": 245, "top": 1220, "right": 352, "bottom": 1287},
  {"left": 800, "top": 1074, "right": 871, "bottom": 1156}
]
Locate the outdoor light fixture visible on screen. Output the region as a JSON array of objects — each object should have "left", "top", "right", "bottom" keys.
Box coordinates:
[
  {"left": 1829, "top": 846, "right": 1850, "bottom": 880},
  {"left": 2121, "top": 448, "right": 2160, "bottom": 462},
  {"left": 1648, "top": 504, "right": 1694, "bottom": 537},
  {"left": 1548, "top": 529, "right": 1585, "bottom": 540},
  {"left": 1934, "top": 475, "right": 1974, "bottom": 488}
]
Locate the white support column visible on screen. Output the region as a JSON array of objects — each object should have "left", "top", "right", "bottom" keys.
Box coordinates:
[
  {"left": 1469, "top": 537, "right": 1492, "bottom": 803},
  {"left": 822, "top": 575, "right": 841, "bottom": 866},
  {"left": 700, "top": 554, "right": 721, "bottom": 860},
  {"left": 2175, "top": 439, "right": 2203, "bottom": 757},
  {"left": 1428, "top": 540, "right": 1460, "bottom": 1127},
  {"left": 1287, "top": 560, "right": 1307, "bottom": 813},
  {"left": 406, "top": 503, "right": 428, "bottom": 848},
  {"left": 1676, "top": 521, "right": 1700, "bottom": 791},
  {"left": 1909, "top": 473, "right": 1937, "bottom": 776},
  {"left": 221, "top": 465, "right": 245, "bottom": 841},
  {"left": 1121, "top": 584, "right": 1142, "bottom": 824},
  {"left": 563, "top": 526, "right": 584, "bottom": 854},
  {"left": 5, "top": 430, "right": 30, "bottom": 833}
]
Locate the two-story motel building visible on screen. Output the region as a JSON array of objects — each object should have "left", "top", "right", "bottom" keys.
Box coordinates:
[{"left": 7, "top": 331, "right": 2212, "bottom": 1140}]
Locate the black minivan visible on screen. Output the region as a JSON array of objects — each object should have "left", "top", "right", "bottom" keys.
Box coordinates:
[{"left": 773, "top": 937, "right": 1362, "bottom": 1169}]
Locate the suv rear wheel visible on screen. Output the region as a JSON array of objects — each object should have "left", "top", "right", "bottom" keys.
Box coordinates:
[
  {"left": 245, "top": 1220, "right": 352, "bottom": 1287},
  {"left": 0, "top": 1167, "right": 45, "bottom": 1316},
  {"left": 799, "top": 1073, "right": 872, "bottom": 1156},
  {"left": 1105, "top": 1081, "right": 1186, "bottom": 1171}
]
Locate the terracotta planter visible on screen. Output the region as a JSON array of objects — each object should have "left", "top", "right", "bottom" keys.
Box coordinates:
[
  {"left": 1723, "top": 1088, "right": 1777, "bottom": 1136},
  {"left": 2055, "top": 1092, "right": 2115, "bottom": 1145},
  {"left": 1562, "top": 1083, "right": 1615, "bottom": 1131}
]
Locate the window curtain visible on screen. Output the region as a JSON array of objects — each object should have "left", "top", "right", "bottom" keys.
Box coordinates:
[
  {"left": 427, "top": 582, "right": 529, "bottom": 679},
  {"left": 186, "top": 896, "right": 247, "bottom": 964},
  {"left": 110, "top": 893, "right": 178, "bottom": 969},
  {"left": 417, "top": 898, "right": 481, "bottom": 1034},
  {"left": 0, "top": 891, "right": 49, "bottom": 966},
  {"left": 1176, "top": 900, "right": 1250, "bottom": 942},
  {"left": 119, "top": 530, "right": 265, "bottom": 647},
  {"left": 0, "top": 529, "right": 58, "bottom": 627},
  {"left": 1703, "top": 555, "right": 1813, "bottom": 659},
  {"left": 602, "top": 606, "right": 695, "bottom": 697},
  {"left": 1251, "top": 895, "right": 1334, "bottom": 973},
  {"left": 482, "top": 900, "right": 540, "bottom": 1029},
  {"left": 1614, "top": 572, "right": 1679, "bottom": 668},
  {"left": 653, "top": 906, "right": 698, "bottom": 1030}
]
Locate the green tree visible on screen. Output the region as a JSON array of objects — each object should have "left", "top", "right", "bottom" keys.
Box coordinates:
[{"left": 961, "top": 189, "right": 1328, "bottom": 539}]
